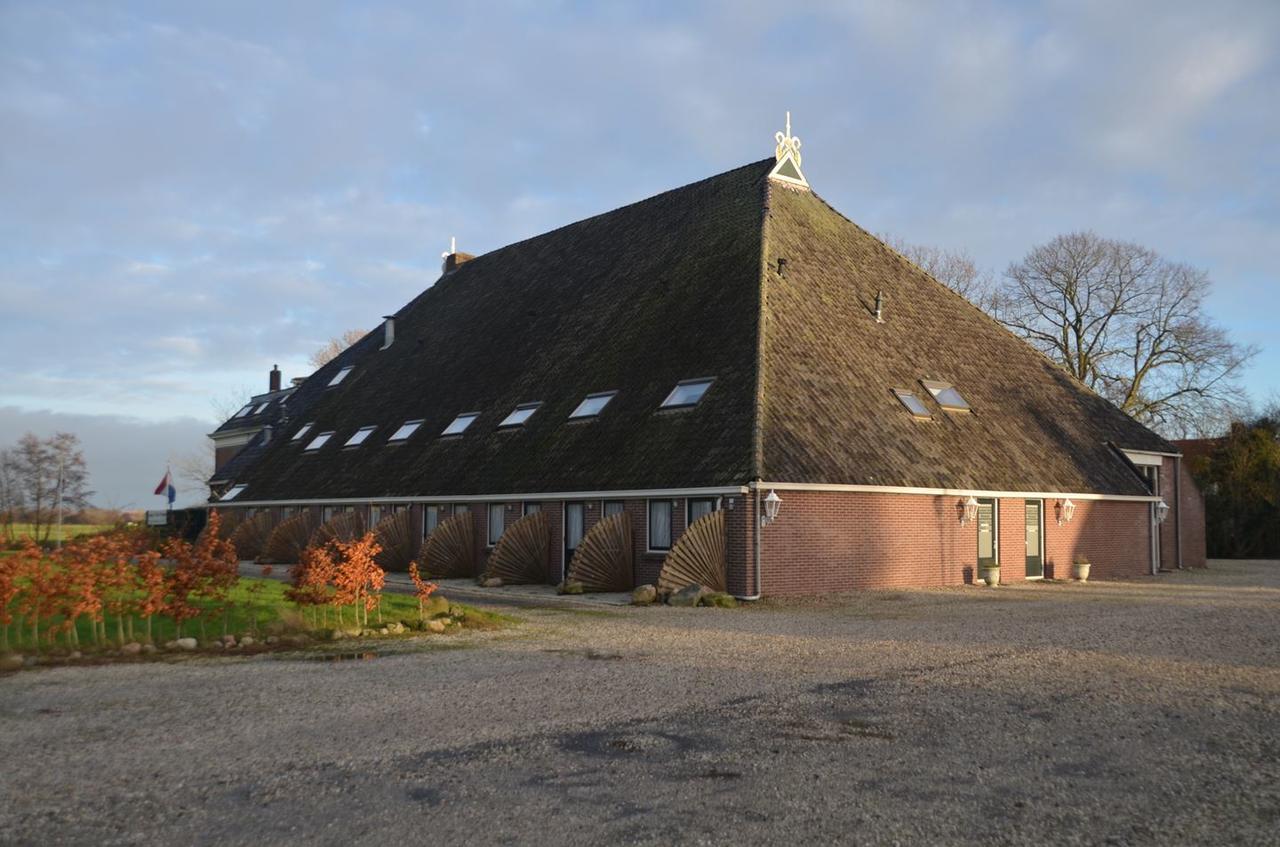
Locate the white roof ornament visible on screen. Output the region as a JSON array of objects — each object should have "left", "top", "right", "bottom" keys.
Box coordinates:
[
  {"left": 441, "top": 235, "right": 456, "bottom": 259},
  {"left": 769, "top": 111, "right": 809, "bottom": 189}
]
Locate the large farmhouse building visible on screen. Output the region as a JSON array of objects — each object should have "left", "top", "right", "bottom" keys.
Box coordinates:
[{"left": 208, "top": 120, "right": 1206, "bottom": 597}]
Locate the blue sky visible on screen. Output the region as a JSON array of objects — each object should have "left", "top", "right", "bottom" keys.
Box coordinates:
[{"left": 1, "top": 1, "right": 1277, "bottom": 507}]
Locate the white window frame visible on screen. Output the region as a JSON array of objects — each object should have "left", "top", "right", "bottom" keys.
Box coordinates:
[
  {"left": 424, "top": 504, "right": 441, "bottom": 537},
  {"left": 441, "top": 412, "right": 480, "bottom": 437},
  {"left": 233, "top": 404, "right": 254, "bottom": 418},
  {"left": 487, "top": 503, "right": 505, "bottom": 547},
  {"left": 328, "top": 366, "right": 354, "bottom": 387},
  {"left": 569, "top": 391, "right": 618, "bottom": 420},
  {"left": 344, "top": 425, "right": 377, "bottom": 447},
  {"left": 921, "top": 379, "right": 971, "bottom": 412},
  {"left": 388, "top": 420, "right": 423, "bottom": 442},
  {"left": 304, "top": 431, "right": 334, "bottom": 452},
  {"left": 498, "top": 402, "right": 541, "bottom": 428},
  {"left": 660, "top": 378, "right": 715, "bottom": 410},
  {"left": 892, "top": 389, "right": 932, "bottom": 419},
  {"left": 291, "top": 422, "right": 315, "bottom": 442},
  {"left": 220, "top": 484, "right": 248, "bottom": 501},
  {"left": 647, "top": 499, "right": 674, "bottom": 552}
]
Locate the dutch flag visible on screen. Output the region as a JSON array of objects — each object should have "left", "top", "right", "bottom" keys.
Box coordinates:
[{"left": 154, "top": 468, "right": 176, "bottom": 507}]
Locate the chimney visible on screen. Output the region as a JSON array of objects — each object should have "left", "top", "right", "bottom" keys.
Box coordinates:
[
  {"left": 440, "top": 236, "right": 475, "bottom": 273},
  {"left": 381, "top": 315, "right": 396, "bottom": 350},
  {"left": 874, "top": 290, "right": 885, "bottom": 323},
  {"left": 269, "top": 364, "right": 281, "bottom": 392}
]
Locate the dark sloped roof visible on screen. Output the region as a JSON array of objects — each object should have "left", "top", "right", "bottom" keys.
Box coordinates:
[
  {"left": 757, "top": 181, "right": 1174, "bottom": 496},
  {"left": 211, "top": 386, "right": 296, "bottom": 436},
  {"left": 227, "top": 160, "right": 772, "bottom": 500}
]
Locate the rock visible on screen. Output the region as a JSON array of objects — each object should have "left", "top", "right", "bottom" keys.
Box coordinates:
[
  {"left": 0, "top": 654, "right": 23, "bottom": 672},
  {"left": 423, "top": 596, "right": 450, "bottom": 617},
  {"left": 121, "top": 642, "right": 143, "bottom": 655},
  {"left": 387, "top": 622, "right": 406, "bottom": 635},
  {"left": 699, "top": 591, "right": 738, "bottom": 609},
  {"left": 427, "top": 620, "right": 446, "bottom": 633},
  {"left": 23, "top": 655, "right": 39, "bottom": 667},
  {"left": 668, "top": 584, "right": 705, "bottom": 607},
  {"left": 239, "top": 635, "right": 255, "bottom": 647},
  {"left": 558, "top": 580, "right": 585, "bottom": 595},
  {"left": 631, "top": 584, "right": 658, "bottom": 606},
  {"left": 141, "top": 644, "right": 157, "bottom": 654},
  {"left": 68, "top": 650, "right": 83, "bottom": 660},
  {"left": 448, "top": 604, "right": 464, "bottom": 618},
  {"left": 172, "top": 637, "right": 198, "bottom": 651},
  {"left": 265, "top": 636, "right": 279, "bottom": 645},
  {"left": 221, "top": 634, "right": 237, "bottom": 647},
  {"left": 481, "top": 577, "right": 503, "bottom": 588},
  {"left": 212, "top": 641, "right": 225, "bottom": 649}
]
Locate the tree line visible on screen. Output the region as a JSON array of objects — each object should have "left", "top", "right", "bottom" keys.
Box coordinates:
[{"left": 0, "top": 432, "right": 92, "bottom": 545}]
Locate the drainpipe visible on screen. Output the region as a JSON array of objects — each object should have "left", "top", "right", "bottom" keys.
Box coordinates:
[
  {"left": 736, "top": 480, "right": 764, "bottom": 601},
  {"left": 1174, "top": 455, "right": 1183, "bottom": 569}
]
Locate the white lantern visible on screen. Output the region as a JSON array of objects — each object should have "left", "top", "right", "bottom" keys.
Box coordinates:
[
  {"left": 761, "top": 490, "right": 782, "bottom": 526},
  {"left": 1155, "top": 500, "right": 1170, "bottom": 524},
  {"left": 1057, "top": 498, "right": 1076, "bottom": 526},
  {"left": 960, "top": 496, "right": 979, "bottom": 525}
]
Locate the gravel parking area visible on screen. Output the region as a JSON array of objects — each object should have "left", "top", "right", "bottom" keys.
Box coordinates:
[{"left": 2, "top": 560, "right": 1277, "bottom": 845}]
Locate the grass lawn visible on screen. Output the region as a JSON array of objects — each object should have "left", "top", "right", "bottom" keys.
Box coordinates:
[
  {"left": 7, "top": 523, "right": 114, "bottom": 543},
  {"left": 3, "top": 576, "right": 510, "bottom": 654}
]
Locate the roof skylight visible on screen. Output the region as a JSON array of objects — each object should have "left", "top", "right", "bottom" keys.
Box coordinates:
[
  {"left": 253, "top": 401, "right": 271, "bottom": 414},
  {"left": 441, "top": 413, "right": 479, "bottom": 437},
  {"left": 344, "top": 426, "right": 376, "bottom": 447},
  {"left": 291, "top": 422, "right": 315, "bottom": 442},
  {"left": 499, "top": 402, "right": 541, "bottom": 428},
  {"left": 661, "top": 378, "right": 714, "bottom": 409},
  {"left": 233, "top": 404, "right": 254, "bottom": 418},
  {"left": 921, "top": 380, "right": 971, "bottom": 412},
  {"left": 328, "top": 366, "right": 354, "bottom": 387},
  {"left": 220, "top": 484, "right": 248, "bottom": 501},
  {"left": 569, "top": 391, "right": 617, "bottom": 419},
  {"left": 893, "top": 389, "right": 932, "bottom": 419},
  {"left": 388, "top": 420, "right": 423, "bottom": 442},
  {"left": 304, "top": 432, "right": 334, "bottom": 451}
]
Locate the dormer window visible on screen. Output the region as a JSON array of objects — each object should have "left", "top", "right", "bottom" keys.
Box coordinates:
[
  {"left": 569, "top": 391, "right": 617, "bottom": 419},
  {"left": 388, "top": 420, "right": 423, "bottom": 442},
  {"left": 220, "top": 484, "right": 247, "bottom": 501},
  {"left": 921, "top": 379, "right": 971, "bottom": 412},
  {"left": 441, "top": 413, "right": 479, "bottom": 437},
  {"left": 498, "top": 402, "right": 541, "bottom": 428},
  {"left": 893, "top": 389, "right": 932, "bottom": 419},
  {"left": 304, "top": 431, "right": 334, "bottom": 451},
  {"left": 344, "top": 426, "right": 376, "bottom": 447},
  {"left": 328, "top": 366, "right": 353, "bottom": 387},
  {"left": 291, "top": 422, "right": 315, "bottom": 442},
  {"left": 660, "top": 378, "right": 714, "bottom": 409}
]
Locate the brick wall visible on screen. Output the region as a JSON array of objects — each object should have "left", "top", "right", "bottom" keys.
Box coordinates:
[{"left": 1177, "top": 461, "right": 1208, "bottom": 568}]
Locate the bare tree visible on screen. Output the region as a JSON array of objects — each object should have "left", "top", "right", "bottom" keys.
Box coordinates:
[
  {"left": 883, "top": 236, "right": 998, "bottom": 310},
  {"left": 309, "top": 328, "right": 367, "bottom": 369},
  {"left": 0, "top": 449, "right": 23, "bottom": 543},
  {"left": 10, "top": 432, "right": 93, "bottom": 542},
  {"left": 1001, "top": 232, "right": 1256, "bottom": 436}
]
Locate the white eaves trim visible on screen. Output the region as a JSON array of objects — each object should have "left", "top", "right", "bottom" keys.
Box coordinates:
[
  {"left": 207, "top": 485, "right": 749, "bottom": 509},
  {"left": 751, "top": 481, "right": 1164, "bottom": 503}
]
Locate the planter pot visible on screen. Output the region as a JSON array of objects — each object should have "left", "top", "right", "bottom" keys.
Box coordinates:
[
  {"left": 979, "top": 567, "right": 1000, "bottom": 587},
  {"left": 1072, "top": 561, "right": 1091, "bottom": 582}
]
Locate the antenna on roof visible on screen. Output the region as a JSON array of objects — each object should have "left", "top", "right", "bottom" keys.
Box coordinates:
[{"left": 769, "top": 111, "right": 809, "bottom": 189}]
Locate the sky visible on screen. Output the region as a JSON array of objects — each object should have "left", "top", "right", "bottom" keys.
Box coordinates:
[{"left": 1, "top": 0, "right": 1277, "bottom": 509}]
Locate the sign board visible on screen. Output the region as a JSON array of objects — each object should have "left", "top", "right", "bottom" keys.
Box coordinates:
[{"left": 145, "top": 510, "right": 169, "bottom": 527}]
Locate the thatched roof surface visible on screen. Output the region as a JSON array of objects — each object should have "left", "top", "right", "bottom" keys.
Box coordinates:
[{"left": 218, "top": 157, "right": 1171, "bottom": 502}]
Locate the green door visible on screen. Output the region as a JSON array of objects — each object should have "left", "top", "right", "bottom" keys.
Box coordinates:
[
  {"left": 976, "top": 498, "right": 997, "bottom": 568},
  {"left": 1025, "top": 501, "right": 1043, "bottom": 578}
]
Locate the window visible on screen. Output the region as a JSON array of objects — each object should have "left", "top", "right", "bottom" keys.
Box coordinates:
[
  {"left": 921, "top": 379, "right": 971, "bottom": 412},
  {"left": 453, "top": 503, "right": 470, "bottom": 515},
  {"left": 281, "top": 506, "right": 296, "bottom": 519},
  {"left": 424, "top": 505, "right": 441, "bottom": 536},
  {"left": 344, "top": 425, "right": 376, "bottom": 447},
  {"left": 220, "top": 484, "right": 247, "bottom": 501},
  {"left": 253, "top": 401, "right": 271, "bottom": 415},
  {"left": 660, "top": 378, "right": 714, "bottom": 409},
  {"left": 648, "top": 500, "right": 673, "bottom": 551},
  {"left": 487, "top": 503, "right": 505, "bottom": 546},
  {"left": 523, "top": 502, "right": 542, "bottom": 516},
  {"left": 304, "top": 431, "right": 334, "bottom": 451},
  {"left": 687, "top": 497, "right": 717, "bottom": 525},
  {"left": 893, "top": 389, "right": 932, "bottom": 419},
  {"left": 291, "top": 422, "right": 315, "bottom": 442},
  {"left": 441, "top": 413, "right": 479, "bottom": 436},
  {"left": 370, "top": 505, "right": 382, "bottom": 526},
  {"left": 389, "top": 420, "right": 423, "bottom": 442},
  {"left": 602, "top": 500, "right": 625, "bottom": 518},
  {"left": 570, "top": 391, "right": 617, "bottom": 419},
  {"left": 233, "top": 404, "right": 254, "bottom": 418},
  {"left": 328, "top": 366, "right": 354, "bottom": 387},
  {"left": 498, "top": 402, "right": 541, "bottom": 428},
  {"left": 322, "top": 506, "right": 336, "bottom": 523}
]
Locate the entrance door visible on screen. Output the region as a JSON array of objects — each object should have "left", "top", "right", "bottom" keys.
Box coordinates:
[
  {"left": 564, "top": 502, "right": 585, "bottom": 578},
  {"left": 1025, "top": 501, "right": 1043, "bottom": 579},
  {"left": 976, "top": 498, "right": 997, "bottom": 570}
]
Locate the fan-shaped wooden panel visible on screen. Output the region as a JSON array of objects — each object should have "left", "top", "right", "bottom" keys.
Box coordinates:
[
  {"left": 657, "top": 509, "right": 727, "bottom": 594},
  {"left": 421, "top": 511, "right": 477, "bottom": 578},
  {"left": 374, "top": 509, "right": 417, "bottom": 572},
  {"left": 202, "top": 507, "right": 244, "bottom": 542},
  {"left": 230, "top": 511, "right": 276, "bottom": 561},
  {"left": 263, "top": 511, "right": 319, "bottom": 564},
  {"left": 310, "top": 510, "right": 367, "bottom": 548},
  {"left": 484, "top": 511, "right": 550, "bottom": 585},
  {"left": 566, "top": 512, "right": 633, "bottom": 592}
]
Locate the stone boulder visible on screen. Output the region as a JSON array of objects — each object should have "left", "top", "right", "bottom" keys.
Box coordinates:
[
  {"left": 668, "top": 584, "right": 705, "bottom": 607},
  {"left": 631, "top": 584, "right": 658, "bottom": 606},
  {"left": 239, "top": 635, "right": 256, "bottom": 647},
  {"left": 427, "top": 620, "right": 446, "bottom": 633},
  {"left": 699, "top": 592, "right": 738, "bottom": 609},
  {"left": 170, "top": 637, "right": 198, "bottom": 651},
  {"left": 121, "top": 642, "right": 143, "bottom": 655},
  {"left": 558, "top": 580, "right": 585, "bottom": 595},
  {"left": 0, "top": 654, "right": 23, "bottom": 672},
  {"left": 480, "top": 577, "right": 504, "bottom": 588}
]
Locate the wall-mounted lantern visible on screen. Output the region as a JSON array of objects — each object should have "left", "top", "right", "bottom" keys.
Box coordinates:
[
  {"left": 1056, "top": 498, "right": 1076, "bottom": 526},
  {"left": 1154, "top": 499, "right": 1170, "bottom": 524},
  {"left": 959, "top": 496, "right": 979, "bottom": 525},
  {"left": 761, "top": 490, "right": 782, "bottom": 527}
]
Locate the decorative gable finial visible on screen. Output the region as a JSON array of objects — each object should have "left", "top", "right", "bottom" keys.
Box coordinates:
[
  {"left": 775, "top": 111, "right": 802, "bottom": 167},
  {"left": 769, "top": 111, "right": 809, "bottom": 188},
  {"left": 442, "top": 235, "right": 456, "bottom": 259}
]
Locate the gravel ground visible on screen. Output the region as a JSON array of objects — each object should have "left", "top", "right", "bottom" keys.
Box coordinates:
[{"left": 2, "top": 560, "right": 1277, "bottom": 845}]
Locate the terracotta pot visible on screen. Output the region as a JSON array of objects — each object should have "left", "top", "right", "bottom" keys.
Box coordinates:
[
  {"left": 1072, "top": 561, "right": 1091, "bottom": 582},
  {"left": 980, "top": 566, "right": 1000, "bottom": 587}
]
